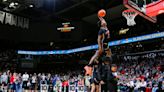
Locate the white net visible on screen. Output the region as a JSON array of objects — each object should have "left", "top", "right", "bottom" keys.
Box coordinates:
[{"left": 122, "top": 9, "right": 138, "bottom": 26}]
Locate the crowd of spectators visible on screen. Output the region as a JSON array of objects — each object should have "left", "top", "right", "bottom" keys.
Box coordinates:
[
  {"left": 0, "top": 47, "right": 163, "bottom": 92},
  {"left": 0, "top": 56, "right": 163, "bottom": 92},
  {"left": 116, "top": 56, "right": 164, "bottom": 92},
  {"left": 0, "top": 70, "right": 84, "bottom": 92}
]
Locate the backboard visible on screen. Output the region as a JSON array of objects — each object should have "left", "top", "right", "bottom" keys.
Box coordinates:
[{"left": 123, "top": 0, "right": 164, "bottom": 23}]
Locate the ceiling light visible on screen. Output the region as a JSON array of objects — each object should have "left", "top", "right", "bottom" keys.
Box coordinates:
[
  {"left": 29, "top": 4, "right": 34, "bottom": 8},
  {"left": 10, "top": 2, "right": 15, "bottom": 6},
  {"left": 50, "top": 42, "right": 54, "bottom": 46},
  {"left": 14, "top": 2, "right": 19, "bottom": 6},
  {"left": 3, "top": 0, "right": 7, "bottom": 2},
  {"left": 9, "top": 2, "right": 15, "bottom": 8},
  {"left": 83, "top": 39, "right": 87, "bottom": 42}
]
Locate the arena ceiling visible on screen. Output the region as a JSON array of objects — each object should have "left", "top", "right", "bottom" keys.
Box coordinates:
[
  {"left": 0, "top": 0, "right": 123, "bottom": 21},
  {"left": 0, "top": 0, "right": 163, "bottom": 50}
]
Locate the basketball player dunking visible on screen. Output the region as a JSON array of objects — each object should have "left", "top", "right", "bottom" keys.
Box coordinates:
[
  {"left": 88, "top": 15, "right": 110, "bottom": 66},
  {"left": 87, "top": 11, "right": 112, "bottom": 92}
]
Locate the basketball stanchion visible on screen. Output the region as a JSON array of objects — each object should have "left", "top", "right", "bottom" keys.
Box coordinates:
[
  {"left": 123, "top": 0, "right": 158, "bottom": 23},
  {"left": 122, "top": 9, "right": 138, "bottom": 26}
]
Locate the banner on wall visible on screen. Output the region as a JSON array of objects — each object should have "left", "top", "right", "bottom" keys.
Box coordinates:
[
  {"left": 78, "top": 85, "right": 85, "bottom": 92},
  {"left": 0, "top": 10, "right": 29, "bottom": 29},
  {"left": 68, "top": 85, "right": 84, "bottom": 92},
  {"left": 40, "top": 84, "right": 49, "bottom": 92},
  {"left": 0, "top": 11, "right": 5, "bottom": 23},
  {"left": 69, "top": 85, "right": 76, "bottom": 92},
  {"left": 17, "top": 31, "right": 164, "bottom": 55}
]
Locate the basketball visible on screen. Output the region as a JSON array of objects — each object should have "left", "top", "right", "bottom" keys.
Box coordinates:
[{"left": 98, "top": 9, "right": 106, "bottom": 17}]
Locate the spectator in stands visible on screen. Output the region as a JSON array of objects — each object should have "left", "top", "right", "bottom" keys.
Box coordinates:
[
  {"left": 31, "top": 73, "right": 37, "bottom": 91},
  {"left": 140, "top": 78, "right": 147, "bottom": 92},
  {"left": 22, "top": 72, "right": 29, "bottom": 92},
  {"left": 84, "top": 74, "right": 91, "bottom": 92},
  {"left": 0, "top": 53, "right": 163, "bottom": 92},
  {"left": 40, "top": 73, "right": 47, "bottom": 85},
  {"left": 0, "top": 72, "right": 8, "bottom": 91}
]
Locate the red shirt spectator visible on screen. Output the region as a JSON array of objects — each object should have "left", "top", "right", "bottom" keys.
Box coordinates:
[
  {"left": 62, "top": 81, "right": 69, "bottom": 87},
  {"left": 146, "top": 87, "right": 152, "bottom": 92},
  {"left": 10, "top": 75, "right": 14, "bottom": 84},
  {"left": 157, "top": 66, "right": 161, "bottom": 71},
  {"left": 121, "top": 70, "right": 125, "bottom": 75},
  {"left": 140, "top": 75, "right": 145, "bottom": 80}
]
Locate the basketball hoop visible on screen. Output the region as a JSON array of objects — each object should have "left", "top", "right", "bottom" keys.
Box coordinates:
[{"left": 122, "top": 9, "right": 138, "bottom": 26}]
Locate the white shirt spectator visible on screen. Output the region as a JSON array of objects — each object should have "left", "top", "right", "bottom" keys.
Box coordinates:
[
  {"left": 32, "top": 75, "right": 37, "bottom": 83},
  {"left": 112, "top": 72, "right": 118, "bottom": 77},
  {"left": 146, "top": 72, "right": 149, "bottom": 77},
  {"left": 1, "top": 72, "right": 8, "bottom": 83},
  {"left": 27, "top": 81, "right": 31, "bottom": 87},
  {"left": 140, "top": 81, "right": 147, "bottom": 87},
  {"left": 41, "top": 74, "right": 46, "bottom": 81},
  {"left": 22, "top": 73, "right": 29, "bottom": 81},
  {"left": 134, "top": 81, "right": 141, "bottom": 89},
  {"left": 85, "top": 75, "right": 91, "bottom": 87},
  {"left": 126, "top": 82, "right": 130, "bottom": 87},
  {"left": 129, "top": 80, "right": 134, "bottom": 87}
]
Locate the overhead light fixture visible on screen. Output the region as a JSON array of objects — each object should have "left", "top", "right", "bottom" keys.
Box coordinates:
[
  {"left": 29, "top": 4, "right": 34, "bottom": 8},
  {"left": 50, "top": 42, "right": 54, "bottom": 46},
  {"left": 83, "top": 39, "right": 87, "bottom": 42},
  {"left": 9, "top": 2, "right": 19, "bottom": 9},
  {"left": 14, "top": 2, "right": 19, "bottom": 6},
  {"left": 9, "top": 2, "right": 14, "bottom": 6},
  {"left": 9, "top": 2, "right": 15, "bottom": 8},
  {"left": 3, "top": 0, "right": 8, "bottom": 2}
]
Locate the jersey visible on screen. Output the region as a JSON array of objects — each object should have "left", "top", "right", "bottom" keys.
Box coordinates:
[{"left": 98, "top": 28, "right": 109, "bottom": 49}]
